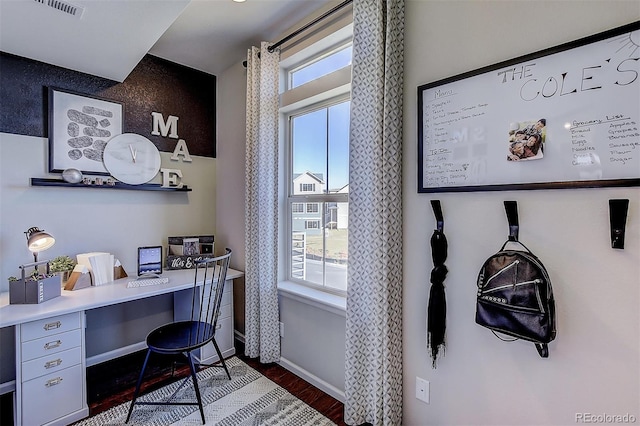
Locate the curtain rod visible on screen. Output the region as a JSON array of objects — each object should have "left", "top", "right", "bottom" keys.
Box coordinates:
[
  {"left": 243, "top": 0, "right": 352, "bottom": 67},
  {"left": 267, "top": 0, "right": 353, "bottom": 53}
]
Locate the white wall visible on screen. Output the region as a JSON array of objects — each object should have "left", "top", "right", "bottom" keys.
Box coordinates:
[
  {"left": 0, "top": 131, "right": 217, "bottom": 381},
  {"left": 216, "top": 61, "right": 249, "bottom": 334},
  {"left": 403, "top": 1, "right": 640, "bottom": 425},
  {"left": 0, "top": 133, "right": 216, "bottom": 284}
]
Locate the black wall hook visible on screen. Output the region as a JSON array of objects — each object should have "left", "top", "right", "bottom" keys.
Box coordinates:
[
  {"left": 504, "top": 201, "right": 519, "bottom": 241},
  {"left": 609, "top": 199, "right": 629, "bottom": 249},
  {"left": 431, "top": 200, "right": 444, "bottom": 232}
]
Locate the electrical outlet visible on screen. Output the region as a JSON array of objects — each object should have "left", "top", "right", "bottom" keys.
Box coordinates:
[
  {"left": 279, "top": 322, "right": 284, "bottom": 337},
  {"left": 416, "top": 377, "right": 429, "bottom": 403}
]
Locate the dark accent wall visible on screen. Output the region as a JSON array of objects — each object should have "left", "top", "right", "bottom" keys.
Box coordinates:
[{"left": 0, "top": 52, "right": 216, "bottom": 157}]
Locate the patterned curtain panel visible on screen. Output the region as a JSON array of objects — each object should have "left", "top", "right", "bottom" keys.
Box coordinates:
[
  {"left": 244, "top": 42, "right": 281, "bottom": 363},
  {"left": 344, "top": 0, "right": 405, "bottom": 425}
]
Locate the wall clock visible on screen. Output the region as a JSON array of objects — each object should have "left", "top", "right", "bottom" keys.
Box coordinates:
[{"left": 103, "top": 133, "right": 161, "bottom": 185}]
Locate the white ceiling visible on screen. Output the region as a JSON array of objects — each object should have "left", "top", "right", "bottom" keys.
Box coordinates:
[{"left": 0, "top": 0, "right": 334, "bottom": 82}]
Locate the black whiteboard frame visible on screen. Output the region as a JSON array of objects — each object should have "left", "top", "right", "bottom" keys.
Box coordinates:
[{"left": 417, "top": 21, "right": 640, "bottom": 193}]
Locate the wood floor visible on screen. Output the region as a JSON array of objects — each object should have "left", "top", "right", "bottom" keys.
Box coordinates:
[{"left": 85, "top": 345, "right": 347, "bottom": 425}]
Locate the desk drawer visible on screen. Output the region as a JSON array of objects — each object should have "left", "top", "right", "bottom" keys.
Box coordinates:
[
  {"left": 22, "top": 346, "right": 83, "bottom": 382},
  {"left": 21, "top": 312, "right": 81, "bottom": 342},
  {"left": 219, "top": 303, "right": 231, "bottom": 319},
  {"left": 22, "top": 364, "right": 84, "bottom": 426},
  {"left": 215, "top": 316, "right": 232, "bottom": 353},
  {"left": 21, "top": 328, "right": 82, "bottom": 362},
  {"left": 199, "top": 316, "right": 233, "bottom": 363},
  {"left": 222, "top": 284, "right": 231, "bottom": 305}
]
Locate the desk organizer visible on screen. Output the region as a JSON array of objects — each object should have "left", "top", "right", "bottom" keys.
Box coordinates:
[
  {"left": 166, "top": 235, "right": 215, "bottom": 270},
  {"left": 9, "top": 260, "right": 61, "bottom": 304}
]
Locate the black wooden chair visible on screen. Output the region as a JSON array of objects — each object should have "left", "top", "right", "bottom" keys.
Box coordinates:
[{"left": 126, "top": 248, "right": 233, "bottom": 424}]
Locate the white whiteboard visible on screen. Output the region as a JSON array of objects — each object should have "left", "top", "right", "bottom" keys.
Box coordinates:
[{"left": 418, "top": 21, "right": 640, "bottom": 193}]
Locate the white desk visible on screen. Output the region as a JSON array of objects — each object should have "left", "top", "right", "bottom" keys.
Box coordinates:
[{"left": 0, "top": 267, "right": 243, "bottom": 426}]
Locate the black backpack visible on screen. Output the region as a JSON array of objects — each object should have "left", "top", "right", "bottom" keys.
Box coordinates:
[{"left": 475, "top": 201, "right": 556, "bottom": 358}]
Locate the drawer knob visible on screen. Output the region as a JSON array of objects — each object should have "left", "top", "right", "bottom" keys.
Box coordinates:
[
  {"left": 43, "top": 321, "right": 62, "bottom": 331},
  {"left": 215, "top": 324, "right": 222, "bottom": 330},
  {"left": 44, "top": 359, "right": 63, "bottom": 369},
  {"left": 44, "top": 340, "right": 62, "bottom": 350},
  {"left": 45, "top": 377, "right": 63, "bottom": 387}
]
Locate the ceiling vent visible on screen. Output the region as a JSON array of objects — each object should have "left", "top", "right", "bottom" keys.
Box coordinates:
[{"left": 33, "top": 0, "right": 85, "bottom": 19}]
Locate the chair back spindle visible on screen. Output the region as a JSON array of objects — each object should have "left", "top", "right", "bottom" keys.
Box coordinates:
[{"left": 191, "top": 249, "right": 231, "bottom": 346}]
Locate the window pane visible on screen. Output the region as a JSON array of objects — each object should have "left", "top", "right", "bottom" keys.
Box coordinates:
[
  {"left": 328, "top": 101, "right": 350, "bottom": 192},
  {"left": 291, "top": 45, "right": 352, "bottom": 89},
  {"left": 289, "top": 202, "right": 348, "bottom": 291},
  {"left": 291, "top": 100, "right": 350, "bottom": 195},
  {"left": 292, "top": 109, "right": 327, "bottom": 195},
  {"left": 323, "top": 202, "right": 348, "bottom": 292}
]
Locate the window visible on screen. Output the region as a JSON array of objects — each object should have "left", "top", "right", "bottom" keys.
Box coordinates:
[
  {"left": 290, "top": 44, "right": 352, "bottom": 89},
  {"left": 287, "top": 99, "right": 350, "bottom": 293},
  {"left": 281, "top": 18, "right": 352, "bottom": 295},
  {"left": 305, "top": 220, "right": 321, "bottom": 229}
]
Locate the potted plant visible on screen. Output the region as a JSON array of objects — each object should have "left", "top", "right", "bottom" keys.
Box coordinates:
[{"left": 49, "top": 255, "right": 76, "bottom": 283}]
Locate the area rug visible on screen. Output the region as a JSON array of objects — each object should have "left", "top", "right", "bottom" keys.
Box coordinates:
[{"left": 74, "top": 356, "right": 336, "bottom": 426}]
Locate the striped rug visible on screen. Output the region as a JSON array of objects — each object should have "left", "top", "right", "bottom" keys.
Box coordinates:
[{"left": 74, "top": 356, "right": 336, "bottom": 426}]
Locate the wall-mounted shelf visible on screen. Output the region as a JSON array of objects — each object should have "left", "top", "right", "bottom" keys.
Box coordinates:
[{"left": 30, "top": 178, "right": 192, "bottom": 192}]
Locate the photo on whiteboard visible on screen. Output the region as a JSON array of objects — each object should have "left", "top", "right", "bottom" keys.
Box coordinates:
[{"left": 507, "top": 119, "right": 546, "bottom": 162}]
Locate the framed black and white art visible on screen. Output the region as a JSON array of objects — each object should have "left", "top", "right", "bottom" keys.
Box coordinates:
[{"left": 48, "top": 87, "right": 124, "bottom": 175}]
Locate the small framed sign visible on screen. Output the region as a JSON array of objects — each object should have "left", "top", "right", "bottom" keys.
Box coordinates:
[
  {"left": 48, "top": 87, "right": 124, "bottom": 175},
  {"left": 166, "top": 235, "right": 215, "bottom": 270}
]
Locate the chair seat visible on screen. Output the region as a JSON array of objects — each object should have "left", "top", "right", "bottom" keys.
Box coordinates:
[{"left": 147, "top": 321, "right": 214, "bottom": 354}]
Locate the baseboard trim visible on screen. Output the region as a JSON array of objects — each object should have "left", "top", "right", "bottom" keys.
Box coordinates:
[
  {"left": 278, "top": 356, "right": 345, "bottom": 403},
  {"left": 234, "top": 331, "right": 344, "bottom": 403}
]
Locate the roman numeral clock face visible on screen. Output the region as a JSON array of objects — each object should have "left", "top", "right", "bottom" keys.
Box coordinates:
[{"left": 103, "top": 133, "right": 161, "bottom": 185}]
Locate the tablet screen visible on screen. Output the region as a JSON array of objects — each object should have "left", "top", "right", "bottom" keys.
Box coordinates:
[{"left": 138, "top": 246, "right": 162, "bottom": 276}]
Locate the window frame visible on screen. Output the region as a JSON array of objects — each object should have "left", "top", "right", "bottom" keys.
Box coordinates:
[
  {"left": 287, "top": 42, "right": 353, "bottom": 90},
  {"left": 278, "top": 16, "right": 353, "bottom": 296},
  {"left": 284, "top": 95, "right": 350, "bottom": 295}
]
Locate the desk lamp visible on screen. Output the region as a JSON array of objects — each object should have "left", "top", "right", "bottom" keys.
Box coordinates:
[{"left": 25, "top": 227, "right": 55, "bottom": 270}]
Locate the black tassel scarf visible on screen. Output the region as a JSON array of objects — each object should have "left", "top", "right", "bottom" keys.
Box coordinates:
[{"left": 428, "top": 201, "right": 448, "bottom": 367}]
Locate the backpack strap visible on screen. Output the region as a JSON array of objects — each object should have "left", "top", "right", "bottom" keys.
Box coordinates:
[
  {"left": 535, "top": 343, "right": 549, "bottom": 358},
  {"left": 500, "top": 201, "right": 531, "bottom": 252},
  {"left": 504, "top": 200, "right": 519, "bottom": 242}
]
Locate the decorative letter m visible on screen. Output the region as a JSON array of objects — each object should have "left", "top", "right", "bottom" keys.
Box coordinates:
[{"left": 151, "top": 112, "right": 179, "bottom": 139}]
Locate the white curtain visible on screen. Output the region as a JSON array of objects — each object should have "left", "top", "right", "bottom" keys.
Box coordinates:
[
  {"left": 344, "top": 0, "right": 405, "bottom": 425},
  {"left": 244, "top": 42, "right": 281, "bottom": 363}
]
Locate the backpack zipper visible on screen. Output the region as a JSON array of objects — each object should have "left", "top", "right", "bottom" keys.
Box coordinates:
[
  {"left": 482, "top": 278, "right": 545, "bottom": 313},
  {"left": 482, "top": 259, "right": 519, "bottom": 288},
  {"left": 483, "top": 278, "right": 541, "bottom": 294}
]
